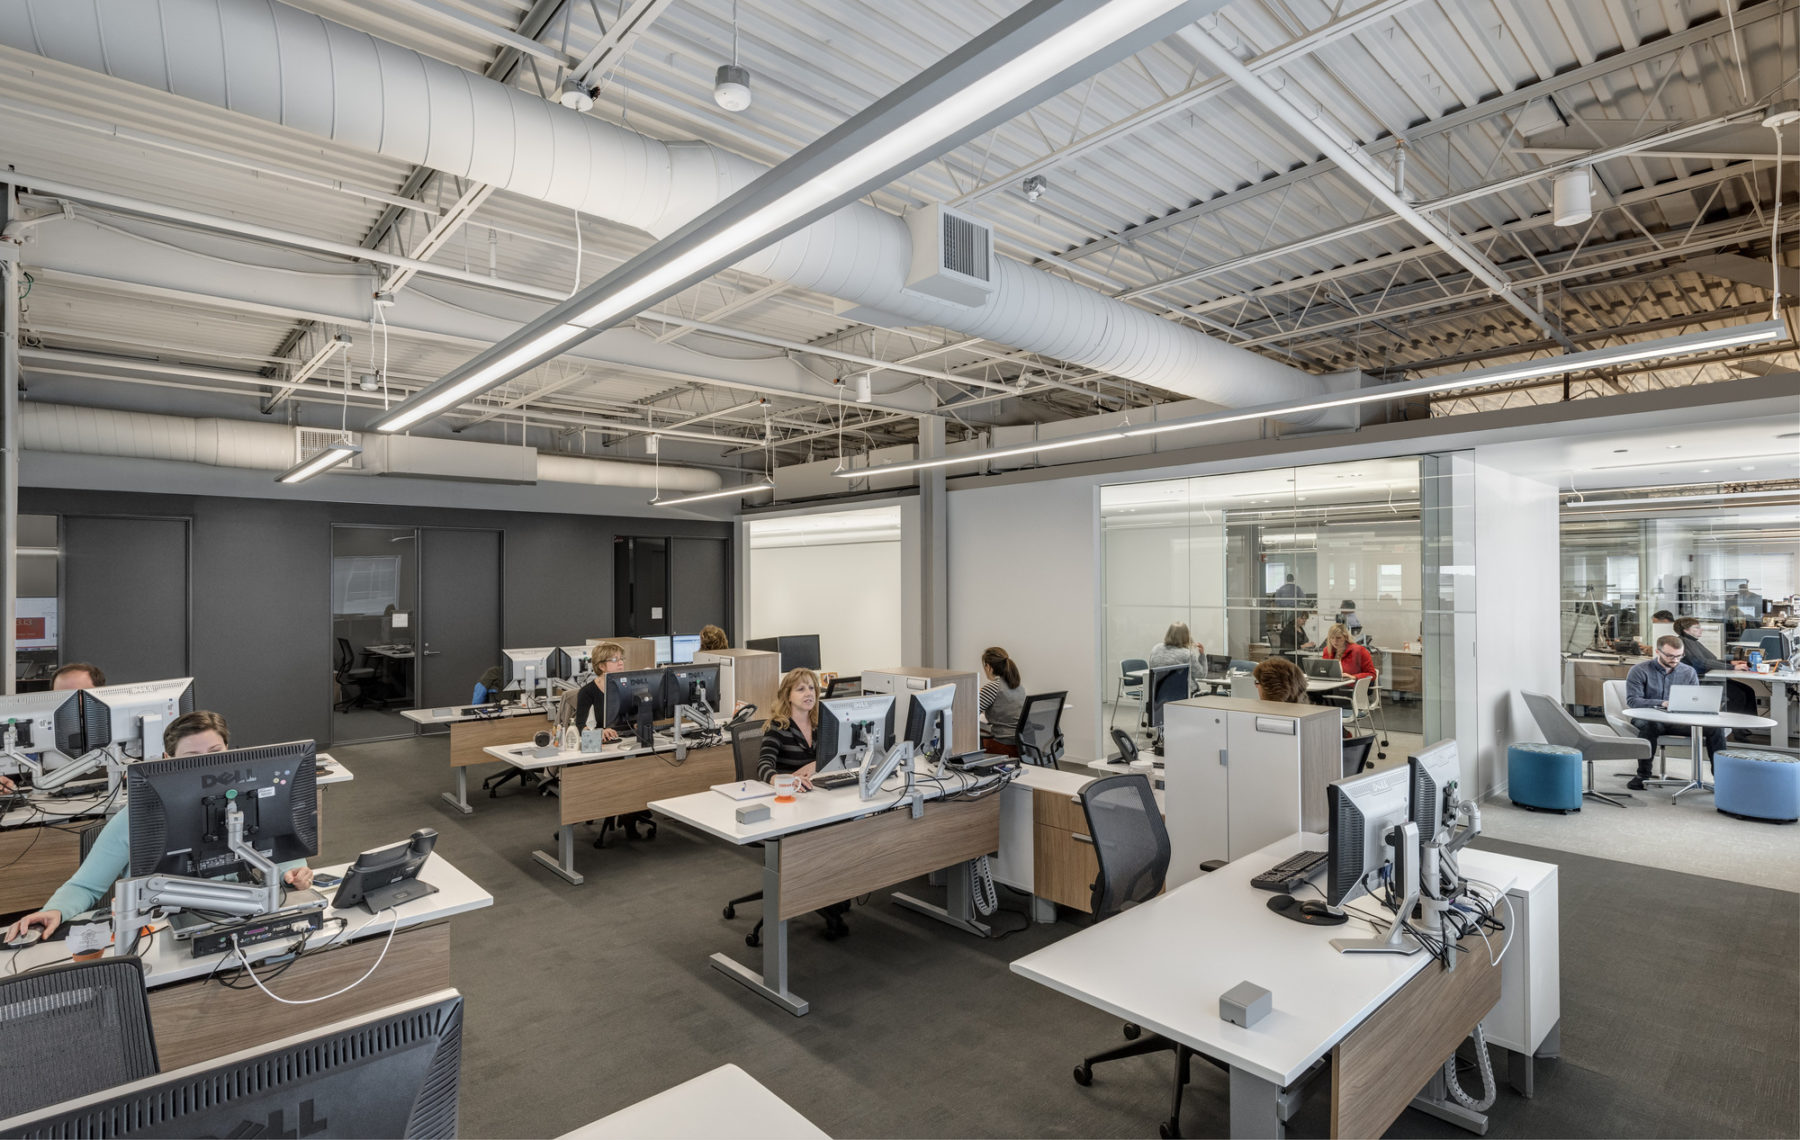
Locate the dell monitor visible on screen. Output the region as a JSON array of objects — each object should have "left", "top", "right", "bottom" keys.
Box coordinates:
[
  {"left": 1407, "top": 739, "right": 1462, "bottom": 842},
  {"left": 670, "top": 633, "right": 701, "bottom": 664},
  {"left": 127, "top": 740, "right": 319, "bottom": 880},
  {"left": 503, "top": 647, "right": 554, "bottom": 700},
  {"left": 903, "top": 683, "right": 957, "bottom": 769},
  {"left": 0, "top": 991, "right": 464, "bottom": 1139},
  {"left": 0, "top": 689, "right": 87, "bottom": 783},
  {"left": 603, "top": 667, "right": 665, "bottom": 746},
  {"left": 1147, "top": 664, "right": 1190, "bottom": 731},
  {"left": 79, "top": 677, "right": 196, "bottom": 759},
  {"left": 1325, "top": 765, "right": 1420, "bottom": 955},
  {"left": 661, "top": 664, "right": 721, "bottom": 715},
  {"left": 552, "top": 645, "right": 589, "bottom": 680},
  {"left": 816, "top": 694, "right": 896, "bottom": 772}
]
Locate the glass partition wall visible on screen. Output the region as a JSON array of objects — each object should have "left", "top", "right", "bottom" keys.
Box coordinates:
[{"left": 1100, "top": 454, "right": 1473, "bottom": 748}]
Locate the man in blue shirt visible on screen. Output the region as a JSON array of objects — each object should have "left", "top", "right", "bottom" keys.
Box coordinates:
[{"left": 1624, "top": 635, "right": 1726, "bottom": 790}]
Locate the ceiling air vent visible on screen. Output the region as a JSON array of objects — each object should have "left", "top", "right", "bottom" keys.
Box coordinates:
[
  {"left": 296, "top": 427, "right": 363, "bottom": 470},
  {"left": 903, "top": 204, "right": 996, "bottom": 307}
]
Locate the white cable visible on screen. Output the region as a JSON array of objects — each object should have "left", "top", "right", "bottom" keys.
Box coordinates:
[
  {"left": 1771, "top": 121, "right": 1785, "bottom": 319},
  {"left": 229, "top": 907, "right": 400, "bottom": 1005},
  {"left": 571, "top": 208, "right": 583, "bottom": 299}
]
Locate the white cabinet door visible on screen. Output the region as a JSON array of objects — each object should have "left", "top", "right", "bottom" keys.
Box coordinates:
[
  {"left": 1223, "top": 710, "right": 1303, "bottom": 860},
  {"left": 1163, "top": 704, "right": 1229, "bottom": 887}
]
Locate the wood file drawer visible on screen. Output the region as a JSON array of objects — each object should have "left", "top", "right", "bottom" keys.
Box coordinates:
[
  {"left": 1033, "top": 788, "right": 1088, "bottom": 833},
  {"left": 1032, "top": 788, "right": 1097, "bottom": 914}
]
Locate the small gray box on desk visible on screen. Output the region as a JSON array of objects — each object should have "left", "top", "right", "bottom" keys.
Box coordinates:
[
  {"left": 1220, "top": 981, "right": 1271, "bottom": 1028},
  {"left": 736, "top": 803, "right": 770, "bottom": 825}
]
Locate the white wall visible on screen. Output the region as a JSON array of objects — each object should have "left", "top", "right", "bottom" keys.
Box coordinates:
[
  {"left": 1472, "top": 456, "right": 1561, "bottom": 796},
  {"left": 949, "top": 479, "right": 1102, "bottom": 761},
  {"left": 748, "top": 539, "right": 902, "bottom": 676}
]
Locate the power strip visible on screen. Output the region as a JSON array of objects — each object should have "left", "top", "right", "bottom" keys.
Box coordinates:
[{"left": 191, "top": 910, "right": 323, "bottom": 958}]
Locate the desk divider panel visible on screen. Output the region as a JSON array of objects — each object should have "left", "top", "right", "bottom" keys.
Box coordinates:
[
  {"left": 776, "top": 796, "right": 1001, "bottom": 919},
  {"left": 450, "top": 716, "right": 544, "bottom": 767},
  {"left": 560, "top": 744, "right": 735, "bottom": 827},
  {"left": 0, "top": 825, "right": 81, "bottom": 914}
]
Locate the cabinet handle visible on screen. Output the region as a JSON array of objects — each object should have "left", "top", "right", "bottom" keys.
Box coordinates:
[{"left": 1072, "top": 832, "right": 1094, "bottom": 846}]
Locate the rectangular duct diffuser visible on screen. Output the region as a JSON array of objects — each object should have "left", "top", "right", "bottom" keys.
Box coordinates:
[
  {"left": 903, "top": 204, "right": 995, "bottom": 307},
  {"left": 295, "top": 427, "right": 363, "bottom": 470},
  {"left": 379, "top": 435, "right": 537, "bottom": 484}
]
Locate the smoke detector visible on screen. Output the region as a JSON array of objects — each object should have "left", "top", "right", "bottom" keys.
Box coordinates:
[
  {"left": 1022, "top": 175, "right": 1048, "bottom": 202},
  {"left": 714, "top": 64, "right": 751, "bottom": 112},
  {"left": 555, "top": 77, "right": 597, "bottom": 113}
]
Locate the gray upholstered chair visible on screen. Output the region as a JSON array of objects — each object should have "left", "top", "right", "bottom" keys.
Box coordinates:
[{"left": 1521, "top": 690, "right": 1647, "bottom": 808}]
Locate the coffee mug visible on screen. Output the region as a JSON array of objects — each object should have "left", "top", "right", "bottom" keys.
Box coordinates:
[{"left": 772, "top": 773, "right": 798, "bottom": 803}]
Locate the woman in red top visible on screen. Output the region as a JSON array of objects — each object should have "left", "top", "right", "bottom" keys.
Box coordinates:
[{"left": 1322, "top": 623, "right": 1377, "bottom": 684}]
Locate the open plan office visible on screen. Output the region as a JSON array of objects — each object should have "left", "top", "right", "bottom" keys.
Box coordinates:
[{"left": 0, "top": 0, "right": 1797, "bottom": 1137}]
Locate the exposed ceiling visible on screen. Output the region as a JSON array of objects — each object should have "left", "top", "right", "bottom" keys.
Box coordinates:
[{"left": 3, "top": 0, "right": 1798, "bottom": 477}]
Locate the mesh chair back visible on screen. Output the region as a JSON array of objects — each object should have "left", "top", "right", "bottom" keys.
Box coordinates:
[
  {"left": 1342, "top": 733, "right": 1376, "bottom": 776},
  {"left": 729, "top": 720, "right": 767, "bottom": 782},
  {"left": 1017, "top": 692, "right": 1067, "bottom": 767},
  {"left": 1080, "top": 774, "right": 1169, "bottom": 922},
  {"left": 0, "top": 959, "right": 158, "bottom": 1119},
  {"left": 1521, "top": 690, "right": 1583, "bottom": 749}
]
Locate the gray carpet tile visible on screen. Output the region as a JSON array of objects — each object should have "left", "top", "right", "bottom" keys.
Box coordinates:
[{"left": 305, "top": 738, "right": 1797, "bottom": 1139}]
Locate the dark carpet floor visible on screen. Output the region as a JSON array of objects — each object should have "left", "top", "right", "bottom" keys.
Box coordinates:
[{"left": 313, "top": 736, "right": 1797, "bottom": 1139}]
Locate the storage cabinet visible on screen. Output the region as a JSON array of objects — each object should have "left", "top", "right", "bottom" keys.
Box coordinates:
[
  {"left": 1162, "top": 696, "right": 1341, "bottom": 888},
  {"left": 1030, "top": 789, "right": 1098, "bottom": 913}
]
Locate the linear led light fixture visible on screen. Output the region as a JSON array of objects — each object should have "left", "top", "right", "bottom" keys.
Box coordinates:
[
  {"left": 652, "top": 480, "right": 777, "bottom": 508},
  {"left": 371, "top": 0, "right": 1214, "bottom": 435},
  {"left": 838, "top": 319, "right": 1787, "bottom": 478},
  {"left": 1565, "top": 488, "right": 1799, "bottom": 508},
  {"left": 275, "top": 442, "right": 361, "bottom": 484}
]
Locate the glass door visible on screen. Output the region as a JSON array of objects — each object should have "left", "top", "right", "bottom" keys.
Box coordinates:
[{"left": 330, "top": 525, "right": 417, "bottom": 743}]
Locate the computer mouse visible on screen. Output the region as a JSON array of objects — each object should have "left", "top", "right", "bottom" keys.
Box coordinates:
[
  {"left": 7, "top": 929, "right": 42, "bottom": 948},
  {"left": 1298, "top": 900, "right": 1334, "bottom": 919}
]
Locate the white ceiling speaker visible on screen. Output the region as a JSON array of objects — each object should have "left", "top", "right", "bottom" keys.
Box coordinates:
[
  {"left": 853, "top": 372, "right": 872, "bottom": 403},
  {"left": 357, "top": 371, "right": 380, "bottom": 391},
  {"left": 714, "top": 63, "right": 751, "bottom": 112},
  {"left": 554, "top": 77, "right": 596, "bottom": 112},
  {"left": 1552, "top": 167, "right": 1592, "bottom": 227}
]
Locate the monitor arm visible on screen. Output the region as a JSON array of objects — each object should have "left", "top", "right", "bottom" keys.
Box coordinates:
[
  {"left": 859, "top": 739, "right": 923, "bottom": 816},
  {"left": 2, "top": 723, "right": 126, "bottom": 795},
  {"left": 1331, "top": 821, "right": 1422, "bottom": 956},
  {"left": 113, "top": 800, "right": 284, "bottom": 935}
]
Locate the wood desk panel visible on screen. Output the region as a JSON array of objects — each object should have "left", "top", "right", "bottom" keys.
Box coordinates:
[
  {"left": 776, "top": 796, "right": 1000, "bottom": 919},
  {"left": 0, "top": 824, "right": 83, "bottom": 914},
  {"left": 560, "top": 743, "right": 733, "bottom": 827},
  {"left": 1331, "top": 938, "right": 1501, "bottom": 1139},
  {"left": 1031, "top": 823, "right": 1097, "bottom": 913},
  {"left": 451, "top": 715, "right": 542, "bottom": 768},
  {"left": 146, "top": 920, "right": 453, "bottom": 1070}
]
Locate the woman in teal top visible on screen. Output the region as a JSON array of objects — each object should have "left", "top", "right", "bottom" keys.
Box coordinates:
[{"left": 4, "top": 710, "right": 315, "bottom": 942}]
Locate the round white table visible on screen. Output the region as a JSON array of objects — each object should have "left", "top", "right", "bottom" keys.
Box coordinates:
[{"left": 1621, "top": 707, "right": 1776, "bottom": 802}]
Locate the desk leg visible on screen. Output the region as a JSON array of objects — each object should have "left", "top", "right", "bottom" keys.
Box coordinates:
[
  {"left": 892, "top": 859, "right": 991, "bottom": 937},
  {"left": 440, "top": 768, "right": 474, "bottom": 815},
  {"left": 530, "top": 824, "right": 585, "bottom": 885},
  {"left": 709, "top": 837, "right": 809, "bottom": 1016},
  {"left": 1670, "top": 724, "right": 1714, "bottom": 803},
  {"left": 1228, "top": 1067, "right": 1284, "bottom": 1139}
]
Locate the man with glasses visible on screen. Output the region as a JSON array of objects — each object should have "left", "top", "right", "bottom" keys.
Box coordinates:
[{"left": 1624, "top": 635, "right": 1725, "bottom": 790}]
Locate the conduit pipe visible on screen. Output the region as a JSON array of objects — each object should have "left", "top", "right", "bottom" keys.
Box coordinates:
[
  {"left": 18, "top": 403, "right": 718, "bottom": 491},
  {"left": 0, "top": 0, "right": 1327, "bottom": 410}
]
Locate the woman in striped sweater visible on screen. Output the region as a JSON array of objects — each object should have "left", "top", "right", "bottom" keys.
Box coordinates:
[{"left": 758, "top": 667, "right": 821, "bottom": 787}]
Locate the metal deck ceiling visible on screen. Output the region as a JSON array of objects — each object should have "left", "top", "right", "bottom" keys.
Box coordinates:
[{"left": 3, "top": 0, "right": 1796, "bottom": 463}]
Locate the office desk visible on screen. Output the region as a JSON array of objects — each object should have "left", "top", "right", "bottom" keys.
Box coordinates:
[
  {"left": 651, "top": 762, "right": 1007, "bottom": 1016},
  {"left": 559, "top": 1064, "right": 828, "bottom": 1140},
  {"left": 0, "top": 757, "right": 353, "bottom": 915},
  {"left": 1622, "top": 707, "right": 1775, "bottom": 801},
  {"left": 0, "top": 855, "right": 492, "bottom": 1070},
  {"left": 485, "top": 735, "right": 734, "bottom": 885},
  {"left": 1705, "top": 668, "right": 1798, "bottom": 746},
  {"left": 402, "top": 703, "right": 551, "bottom": 813},
  {"left": 1011, "top": 834, "right": 1520, "bottom": 1138}
]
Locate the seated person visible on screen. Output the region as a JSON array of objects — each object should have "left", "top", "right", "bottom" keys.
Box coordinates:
[
  {"left": 978, "top": 647, "right": 1027, "bottom": 755},
  {"left": 1336, "top": 601, "right": 1363, "bottom": 637},
  {"left": 1252, "top": 658, "right": 1309, "bottom": 704},
  {"left": 1272, "top": 610, "right": 1315, "bottom": 654},
  {"left": 5, "top": 712, "right": 315, "bottom": 942},
  {"left": 1147, "top": 622, "right": 1202, "bottom": 671},
  {"left": 1673, "top": 615, "right": 1757, "bottom": 721},
  {"left": 754, "top": 668, "right": 848, "bottom": 937},
  {"left": 1321, "top": 623, "right": 1377, "bottom": 689},
  {"left": 471, "top": 665, "right": 504, "bottom": 705},
  {"left": 572, "top": 642, "right": 630, "bottom": 743},
  {"left": 698, "top": 625, "right": 729, "bottom": 653},
  {"left": 1624, "top": 635, "right": 1727, "bottom": 790},
  {"left": 51, "top": 662, "right": 106, "bottom": 691}
]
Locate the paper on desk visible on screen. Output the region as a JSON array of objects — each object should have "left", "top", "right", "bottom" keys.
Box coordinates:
[{"left": 712, "top": 780, "right": 775, "bottom": 801}]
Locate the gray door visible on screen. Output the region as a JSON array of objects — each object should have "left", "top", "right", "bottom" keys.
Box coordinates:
[
  {"left": 419, "top": 529, "right": 502, "bottom": 710},
  {"left": 671, "top": 536, "right": 729, "bottom": 634},
  {"left": 62, "top": 516, "right": 190, "bottom": 684}
]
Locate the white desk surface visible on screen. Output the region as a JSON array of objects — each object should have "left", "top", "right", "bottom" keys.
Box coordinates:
[
  {"left": 316, "top": 753, "right": 352, "bottom": 785},
  {"left": 1008, "top": 831, "right": 1521, "bottom": 1089},
  {"left": 362, "top": 645, "right": 439, "bottom": 659},
  {"left": 400, "top": 703, "right": 548, "bottom": 725},
  {"left": 652, "top": 759, "right": 1011, "bottom": 846},
  {"left": 3, "top": 755, "right": 351, "bottom": 827},
  {"left": 1305, "top": 677, "right": 1352, "bottom": 693},
  {"left": 484, "top": 735, "right": 684, "bottom": 771},
  {"left": 1621, "top": 708, "right": 1775, "bottom": 730},
  {"left": 0, "top": 855, "right": 492, "bottom": 988},
  {"left": 1007, "top": 763, "right": 1095, "bottom": 798},
  {"left": 1705, "top": 668, "right": 1798, "bottom": 686},
  {"left": 559, "top": 1064, "right": 828, "bottom": 1140}
]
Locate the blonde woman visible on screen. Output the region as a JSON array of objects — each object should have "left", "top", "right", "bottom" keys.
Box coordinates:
[
  {"left": 1321, "top": 623, "right": 1377, "bottom": 684},
  {"left": 758, "top": 667, "right": 820, "bottom": 786}
]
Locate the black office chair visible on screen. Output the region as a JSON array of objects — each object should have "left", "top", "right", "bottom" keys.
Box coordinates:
[
  {"left": 0, "top": 958, "right": 159, "bottom": 1120},
  {"left": 1016, "top": 691, "right": 1068, "bottom": 768},
  {"left": 721, "top": 719, "right": 768, "bottom": 947},
  {"left": 334, "top": 637, "right": 378, "bottom": 712},
  {"left": 1342, "top": 732, "right": 1377, "bottom": 776},
  {"left": 1070, "top": 774, "right": 1218, "bottom": 1139}
]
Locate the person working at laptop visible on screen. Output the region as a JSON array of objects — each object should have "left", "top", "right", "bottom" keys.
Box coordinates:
[
  {"left": 1321, "top": 624, "right": 1376, "bottom": 682},
  {"left": 1624, "top": 635, "right": 1726, "bottom": 790}
]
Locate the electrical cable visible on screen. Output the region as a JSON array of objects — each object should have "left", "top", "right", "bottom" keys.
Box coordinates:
[
  {"left": 969, "top": 854, "right": 998, "bottom": 917},
  {"left": 1441, "top": 1022, "right": 1499, "bottom": 1113},
  {"left": 230, "top": 907, "right": 400, "bottom": 1005}
]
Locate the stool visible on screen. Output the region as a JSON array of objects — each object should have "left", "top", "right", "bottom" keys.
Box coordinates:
[
  {"left": 1507, "top": 743, "right": 1583, "bottom": 813},
  {"left": 1713, "top": 750, "right": 1800, "bottom": 823}
]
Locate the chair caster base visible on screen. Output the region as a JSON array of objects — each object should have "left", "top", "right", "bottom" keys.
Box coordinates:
[
  {"left": 1158, "top": 1119, "right": 1179, "bottom": 1139},
  {"left": 1072, "top": 1064, "right": 1092, "bottom": 1086},
  {"left": 723, "top": 904, "right": 736, "bottom": 919},
  {"left": 1122, "top": 1023, "right": 1142, "bottom": 1040}
]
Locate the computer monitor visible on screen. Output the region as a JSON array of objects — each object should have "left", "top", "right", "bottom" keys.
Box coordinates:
[
  {"left": 127, "top": 740, "right": 319, "bottom": 879},
  {"left": 0, "top": 689, "right": 90, "bottom": 791},
  {"left": 1206, "top": 654, "right": 1232, "bottom": 676},
  {"left": 503, "top": 647, "right": 554, "bottom": 699},
  {"left": 902, "top": 683, "right": 957, "bottom": 768},
  {"left": 816, "top": 694, "right": 895, "bottom": 772},
  {"left": 552, "top": 645, "right": 589, "bottom": 679},
  {"left": 0, "top": 991, "right": 464, "bottom": 1139},
  {"left": 1147, "top": 664, "right": 1189, "bottom": 731},
  {"left": 1407, "top": 739, "right": 1461, "bottom": 841},
  {"left": 1325, "top": 765, "right": 1420, "bottom": 955},
  {"left": 79, "top": 678, "right": 195, "bottom": 759},
  {"left": 650, "top": 635, "right": 673, "bottom": 665},
  {"left": 747, "top": 635, "right": 822, "bottom": 671},
  {"left": 670, "top": 633, "right": 701, "bottom": 664},
  {"left": 602, "top": 667, "right": 664, "bottom": 743},
  {"left": 661, "top": 664, "right": 721, "bottom": 715}
]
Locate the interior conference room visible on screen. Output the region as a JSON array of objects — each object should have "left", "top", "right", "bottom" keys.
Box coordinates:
[{"left": 0, "top": 0, "right": 1796, "bottom": 1137}]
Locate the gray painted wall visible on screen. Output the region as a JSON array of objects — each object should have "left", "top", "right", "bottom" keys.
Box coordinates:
[{"left": 20, "top": 489, "right": 730, "bottom": 748}]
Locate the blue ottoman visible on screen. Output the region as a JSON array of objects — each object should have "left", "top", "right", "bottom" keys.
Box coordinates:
[
  {"left": 1714, "top": 750, "right": 1800, "bottom": 823},
  {"left": 1508, "top": 743, "right": 1583, "bottom": 813}
]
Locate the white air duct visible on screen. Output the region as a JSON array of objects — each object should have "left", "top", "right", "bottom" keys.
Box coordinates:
[
  {"left": 17, "top": 404, "right": 718, "bottom": 492},
  {"left": 0, "top": 0, "right": 1326, "bottom": 411}
]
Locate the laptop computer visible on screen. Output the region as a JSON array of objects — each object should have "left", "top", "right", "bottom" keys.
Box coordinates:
[
  {"left": 1304, "top": 658, "right": 1343, "bottom": 680},
  {"left": 1666, "top": 685, "right": 1723, "bottom": 714}
]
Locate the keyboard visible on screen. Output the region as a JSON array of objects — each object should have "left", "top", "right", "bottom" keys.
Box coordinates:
[
  {"left": 812, "top": 770, "right": 860, "bottom": 790},
  {"left": 1250, "top": 850, "right": 1327, "bottom": 893}
]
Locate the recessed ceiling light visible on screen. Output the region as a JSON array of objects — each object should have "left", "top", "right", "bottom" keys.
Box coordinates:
[
  {"left": 1612, "top": 449, "right": 1629, "bottom": 454},
  {"left": 1741, "top": 465, "right": 1755, "bottom": 471},
  {"left": 1778, "top": 431, "right": 1799, "bottom": 440},
  {"left": 1665, "top": 444, "right": 1681, "bottom": 449},
  {"left": 1700, "top": 468, "right": 1711, "bottom": 473}
]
